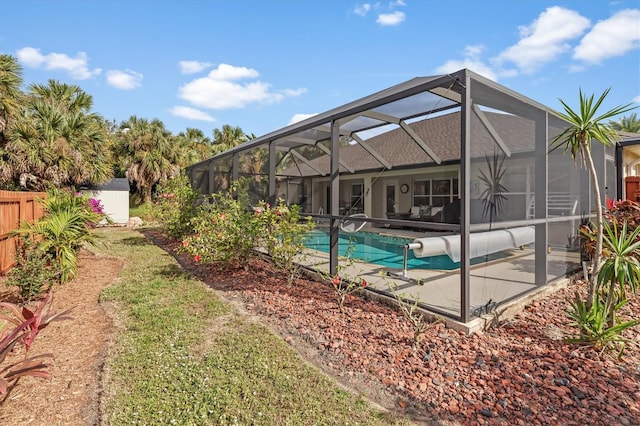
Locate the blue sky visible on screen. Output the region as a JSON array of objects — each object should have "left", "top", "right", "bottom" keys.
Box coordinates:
[{"left": 1, "top": 1, "right": 639, "bottom": 138}]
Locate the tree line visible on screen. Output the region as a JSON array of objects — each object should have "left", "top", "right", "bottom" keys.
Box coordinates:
[
  {"left": 2, "top": 53, "right": 639, "bottom": 204},
  {"left": 0, "top": 54, "right": 251, "bottom": 203}
]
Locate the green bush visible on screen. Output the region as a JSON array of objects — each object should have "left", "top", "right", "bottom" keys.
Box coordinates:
[
  {"left": 5, "top": 235, "right": 56, "bottom": 301},
  {"left": 180, "top": 188, "right": 262, "bottom": 266},
  {"left": 13, "top": 188, "right": 104, "bottom": 283},
  {"left": 257, "top": 200, "right": 315, "bottom": 285},
  {"left": 154, "top": 172, "right": 199, "bottom": 238},
  {"left": 180, "top": 191, "right": 315, "bottom": 280}
]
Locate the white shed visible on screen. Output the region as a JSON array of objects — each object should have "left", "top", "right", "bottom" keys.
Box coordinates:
[{"left": 81, "top": 178, "right": 130, "bottom": 225}]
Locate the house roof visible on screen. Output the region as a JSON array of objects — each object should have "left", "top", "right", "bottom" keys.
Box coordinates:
[
  {"left": 83, "top": 178, "right": 130, "bottom": 192},
  {"left": 279, "top": 110, "right": 537, "bottom": 177}
]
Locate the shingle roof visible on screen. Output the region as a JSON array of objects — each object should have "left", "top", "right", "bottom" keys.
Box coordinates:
[
  {"left": 83, "top": 178, "right": 130, "bottom": 192},
  {"left": 280, "top": 110, "right": 536, "bottom": 177}
]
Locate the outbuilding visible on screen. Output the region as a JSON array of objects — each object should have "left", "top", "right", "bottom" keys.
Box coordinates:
[{"left": 81, "top": 178, "right": 130, "bottom": 225}]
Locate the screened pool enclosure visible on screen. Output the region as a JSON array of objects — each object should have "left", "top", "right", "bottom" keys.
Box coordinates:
[{"left": 186, "top": 69, "right": 615, "bottom": 324}]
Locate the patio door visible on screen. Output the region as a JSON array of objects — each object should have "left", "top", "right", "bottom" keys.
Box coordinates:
[{"left": 385, "top": 181, "right": 398, "bottom": 214}]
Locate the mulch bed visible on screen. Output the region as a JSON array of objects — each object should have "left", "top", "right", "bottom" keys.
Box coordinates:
[{"left": 143, "top": 229, "right": 640, "bottom": 426}]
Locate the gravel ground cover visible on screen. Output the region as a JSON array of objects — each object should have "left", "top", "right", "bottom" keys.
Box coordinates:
[{"left": 146, "top": 229, "right": 640, "bottom": 426}]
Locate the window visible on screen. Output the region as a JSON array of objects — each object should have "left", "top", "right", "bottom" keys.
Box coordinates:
[{"left": 413, "top": 178, "right": 458, "bottom": 207}]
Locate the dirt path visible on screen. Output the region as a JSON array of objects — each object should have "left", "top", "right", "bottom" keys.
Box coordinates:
[{"left": 0, "top": 250, "right": 123, "bottom": 426}]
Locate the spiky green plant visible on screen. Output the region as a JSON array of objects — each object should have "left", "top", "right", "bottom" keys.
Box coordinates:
[
  {"left": 550, "top": 88, "right": 637, "bottom": 308},
  {"left": 478, "top": 152, "right": 508, "bottom": 222}
]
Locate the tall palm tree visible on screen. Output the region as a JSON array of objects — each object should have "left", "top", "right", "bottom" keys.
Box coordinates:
[
  {"left": 609, "top": 112, "right": 640, "bottom": 133},
  {"left": 212, "top": 124, "right": 246, "bottom": 154},
  {"left": 118, "top": 116, "right": 180, "bottom": 203},
  {"left": 0, "top": 54, "right": 24, "bottom": 139},
  {"left": 30, "top": 79, "right": 93, "bottom": 114},
  {"left": 4, "top": 81, "right": 112, "bottom": 190},
  {"left": 0, "top": 55, "right": 25, "bottom": 184},
  {"left": 550, "top": 88, "right": 637, "bottom": 308},
  {"left": 174, "top": 127, "right": 213, "bottom": 167}
]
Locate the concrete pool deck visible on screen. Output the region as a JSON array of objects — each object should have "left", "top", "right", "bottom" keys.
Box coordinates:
[{"left": 298, "top": 226, "right": 580, "bottom": 334}]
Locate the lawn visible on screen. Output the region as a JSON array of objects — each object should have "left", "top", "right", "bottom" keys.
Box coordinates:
[{"left": 97, "top": 228, "right": 409, "bottom": 425}]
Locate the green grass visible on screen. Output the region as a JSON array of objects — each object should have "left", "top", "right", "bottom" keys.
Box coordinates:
[{"left": 97, "top": 228, "right": 410, "bottom": 425}]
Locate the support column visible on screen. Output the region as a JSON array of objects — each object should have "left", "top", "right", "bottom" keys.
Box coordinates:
[
  {"left": 232, "top": 153, "right": 239, "bottom": 199},
  {"left": 269, "top": 142, "right": 277, "bottom": 204},
  {"left": 330, "top": 121, "right": 340, "bottom": 275},
  {"left": 534, "top": 111, "right": 548, "bottom": 286},
  {"left": 460, "top": 73, "right": 470, "bottom": 323}
]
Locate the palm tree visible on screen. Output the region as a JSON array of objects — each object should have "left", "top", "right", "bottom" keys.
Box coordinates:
[
  {"left": 30, "top": 79, "right": 93, "bottom": 113},
  {"left": 4, "top": 81, "right": 112, "bottom": 190},
  {"left": 0, "top": 54, "right": 24, "bottom": 140},
  {"left": 550, "top": 88, "right": 637, "bottom": 308},
  {"left": 212, "top": 124, "right": 246, "bottom": 154},
  {"left": 118, "top": 116, "right": 180, "bottom": 203},
  {"left": 609, "top": 112, "right": 640, "bottom": 133},
  {"left": 0, "top": 55, "right": 25, "bottom": 184},
  {"left": 174, "top": 127, "right": 213, "bottom": 167}
]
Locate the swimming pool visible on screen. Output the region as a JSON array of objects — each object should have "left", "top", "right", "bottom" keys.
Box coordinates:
[{"left": 302, "top": 229, "right": 462, "bottom": 270}]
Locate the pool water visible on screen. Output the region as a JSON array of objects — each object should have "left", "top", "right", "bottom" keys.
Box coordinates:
[{"left": 302, "top": 229, "right": 462, "bottom": 270}]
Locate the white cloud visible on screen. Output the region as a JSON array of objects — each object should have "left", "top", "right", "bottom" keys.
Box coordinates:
[
  {"left": 633, "top": 95, "right": 640, "bottom": 103},
  {"left": 573, "top": 9, "right": 640, "bottom": 64},
  {"left": 170, "top": 106, "right": 216, "bottom": 122},
  {"left": 16, "top": 47, "right": 101, "bottom": 80},
  {"left": 179, "top": 60, "right": 213, "bottom": 74},
  {"left": 208, "top": 63, "right": 259, "bottom": 81},
  {"left": 354, "top": 3, "right": 371, "bottom": 16},
  {"left": 376, "top": 11, "right": 405, "bottom": 26},
  {"left": 289, "top": 113, "right": 317, "bottom": 125},
  {"left": 494, "top": 6, "right": 590, "bottom": 73},
  {"left": 436, "top": 45, "right": 499, "bottom": 81},
  {"left": 106, "top": 69, "right": 143, "bottom": 90},
  {"left": 282, "top": 88, "right": 308, "bottom": 97},
  {"left": 179, "top": 63, "right": 306, "bottom": 110}
]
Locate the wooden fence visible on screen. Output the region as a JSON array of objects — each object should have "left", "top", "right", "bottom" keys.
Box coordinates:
[{"left": 0, "top": 190, "right": 47, "bottom": 275}]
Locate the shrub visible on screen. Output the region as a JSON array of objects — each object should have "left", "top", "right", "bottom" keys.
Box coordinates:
[
  {"left": 154, "top": 172, "right": 199, "bottom": 239},
  {"left": 323, "top": 242, "right": 368, "bottom": 314},
  {"left": 13, "top": 188, "right": 104, "bottom": 283},
  {"left": 5, "top": 235, "right": 56, "bottom": 302},
  {"left": 387, "top": 282, "right": 437, "bottom": 352},
  {"left": 0, "top": 292, "right": 73, "bottom": 397},
  {"left": 256, "top": 200, "right": 315, "bottom": 285},
  {"left": 180, "top": 188, "right": 262, "bottom": 266}
]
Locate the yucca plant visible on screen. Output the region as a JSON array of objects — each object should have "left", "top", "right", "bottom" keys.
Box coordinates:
[
  {"left": 598, "top": 220, "right": 640, "bottom": 326},
  {"left": 568, "top": 220, "right": 640, "bottom": 357},
  {"left": 478, "top": 152, "right": 508, "bottom": 222},
  {"left": 566, "top": 291, "right": 639, "bottom": 357},
  {"left": 550, "top": 89, "right": 637, "bottom": 309}
]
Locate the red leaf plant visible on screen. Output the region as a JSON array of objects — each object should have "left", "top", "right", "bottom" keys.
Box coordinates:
[{"left": 0, "top": 291, "right": 73, "bottom": 397}]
